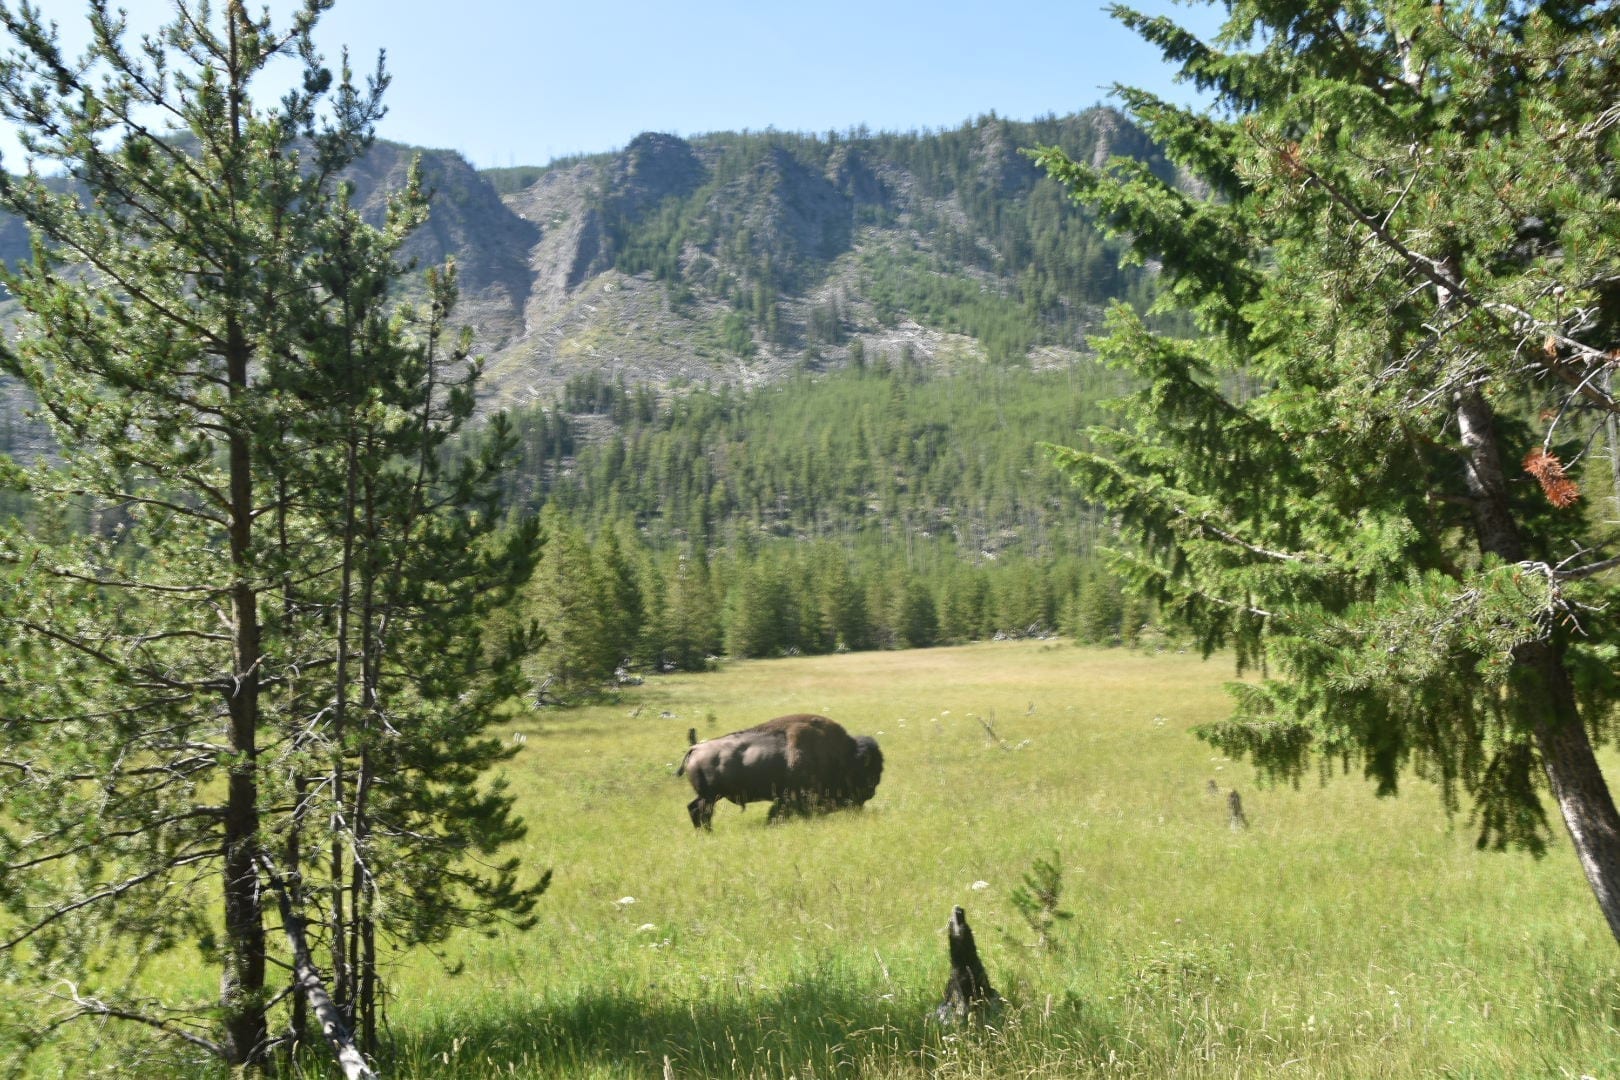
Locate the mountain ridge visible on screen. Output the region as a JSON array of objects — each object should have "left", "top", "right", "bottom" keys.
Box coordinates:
[
  {"left": 0, "top": 108, "right": 1169, "bottom": 463},
  {"left": 376, "top": 107, "right": 1170, "bottom": 411}
]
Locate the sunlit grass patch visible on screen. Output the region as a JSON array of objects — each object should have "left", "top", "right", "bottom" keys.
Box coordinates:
[{"left": 11, "top": 641, "right": 1620, "bottom": 1077}]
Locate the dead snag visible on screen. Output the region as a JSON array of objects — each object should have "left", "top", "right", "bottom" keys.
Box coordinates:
[
  {"left": 256, "top": 853, "right": 376, "bottom": 1080},
  {"left": 935, "top": 906, "right": 1003, "bottom": 1025},
  {"left": 1228, "top": 789, "right": 1249, "bottom": 830},
  {"left": 976, "top": 713, "right": 1012, "bottom": 751}
]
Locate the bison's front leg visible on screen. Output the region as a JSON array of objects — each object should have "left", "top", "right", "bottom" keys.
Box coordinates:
[
  {"left": 688, "top": 796, "right": 714, "bottom": 830},
  {"left": 767, "top": 792, "right": 807, "bottom": 824}
]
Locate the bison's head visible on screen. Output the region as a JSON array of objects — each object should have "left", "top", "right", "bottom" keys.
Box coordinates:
[{"left": 850, "top": 735, "right": 884, "bottom": 806}]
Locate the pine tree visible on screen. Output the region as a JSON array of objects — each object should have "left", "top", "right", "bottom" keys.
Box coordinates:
[
  {"left": 276, "top": 261, "right": 544, "bottom": 1056},
  {"left": 0, "top": 1, "right": 541, "bottom": 1069},
  {"left": 1036, "top": 0, "right": 1620, "bottom": 945},
  {"left": 593, "top": 524, "right": 646, "bottom": 674},
  {"left": 660, "top": 546, "right": 722, "bottom": 670},
  {"left": 813, "top": 545, "right": 871, "bottom": 652},
  {"left": 725, "top": 554, "right": 792, "bottom": 658},
  {"left": 1072, "top": 571, "right": 1124, "bottom": 646},
  {"left": 894, "top": 576, "right": 941, "bottom": 649},
  {"left": 529, "top": 507, "right": 617, "bottom": 692}
]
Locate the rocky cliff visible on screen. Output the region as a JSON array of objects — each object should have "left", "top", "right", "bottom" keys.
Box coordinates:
[{"left": 1, "top": 108, "right": 1168, "bottom": 457}]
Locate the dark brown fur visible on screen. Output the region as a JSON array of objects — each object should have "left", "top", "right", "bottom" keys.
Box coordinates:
[{"left": 677, "top": 714, "right": 883, "bottom": 829}]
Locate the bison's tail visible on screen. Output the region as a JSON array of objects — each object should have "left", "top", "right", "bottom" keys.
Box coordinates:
[{"left": 676, "top": 746, "right": 694, "bottom": 777}]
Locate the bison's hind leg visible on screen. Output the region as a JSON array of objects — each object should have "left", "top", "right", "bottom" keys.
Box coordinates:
[{"left": 688, "top": 796, "right": 715, "bottom": 830}]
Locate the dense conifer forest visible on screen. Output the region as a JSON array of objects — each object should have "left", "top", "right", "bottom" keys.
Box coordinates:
[
  {"left": 1, "top": 108, "right": 1184, "bottom": 696},
  {"left": 466, "top": 353, "right": 1153, "bottom": 694},
  {"left": 451, "top": 112, "right": 1192, "bottom": 692}
]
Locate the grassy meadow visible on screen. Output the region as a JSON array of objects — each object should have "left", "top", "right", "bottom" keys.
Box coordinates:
[
  {"left": 373, "top": 640, "right": 1617, "bottom": 1079},
  {"left": 21, "top": 640, "right": 1620, "bottom": 1077}
]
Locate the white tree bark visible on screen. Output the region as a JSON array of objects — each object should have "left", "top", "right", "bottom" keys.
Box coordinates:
[{"left": 257, "top": 853, "right": 378, "bottom": 1080}]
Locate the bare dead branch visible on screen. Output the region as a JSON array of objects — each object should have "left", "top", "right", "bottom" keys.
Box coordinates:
[
  {"left": 1554, "top": 553, "right": 1620, "bottom": 582},
  {"left": 46, "top": 981, "right": 225, "bottom": 1058},
  {"left": 1177, "top": 508, "right": 1308, "bottom": 563}
]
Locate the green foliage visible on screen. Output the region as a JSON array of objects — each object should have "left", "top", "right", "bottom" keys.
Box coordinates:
[
  {"left": 483, "top": 359, "right": 1167, "bottom": 680},
  {"left": 1036, "top": 0, "right": 1620, "bottom": 938},
  {"left": 651, "top": 546, "right": 724, "bottom": 671},
  {"left": 1009, "top": 851, "right": 1075, "bottom": 953},
  {"left": 718, "top": 310, "right": 756, "bottom": 357},
  {"left": 528, "top": 507, "right": 623, "bottom": 694},
  {"left": 480, "top": 165, "right": 545, "bottom": 194},
  {"left": 858, "top": 245, "right": 1042, "bottom": 363},
  {"left": 892, "top": 576, "right": 941, "bottom": 649},
  {"left": 0, "top": 1, "right": 541, "bottom": 1068},
  {"left": 1067, "top": 571, "right": 1126, "bottom": 645},
  {"left": 540, "top": 360, "right": 1114, "bottom": 554}
]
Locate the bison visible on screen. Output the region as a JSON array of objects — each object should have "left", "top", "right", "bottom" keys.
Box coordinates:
[{"left": 677, "top": 713, "right": 884, "bottom": 829}]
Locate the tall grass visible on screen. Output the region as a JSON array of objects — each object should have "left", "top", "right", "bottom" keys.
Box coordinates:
[
  {"left": 381, "top": 641, "right": 1620, "bottom": 1078},
  {"left": 14, "top": 641, "right": 1620, "bottom": 1076}
]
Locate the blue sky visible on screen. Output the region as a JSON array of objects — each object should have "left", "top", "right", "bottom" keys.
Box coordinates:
[{"left": 23, "top": 0, "right": 1220, "bottom": 169}]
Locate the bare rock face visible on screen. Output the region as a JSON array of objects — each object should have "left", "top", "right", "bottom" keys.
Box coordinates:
[
  {"left": 705, "top": 146, "right": 855, "bottom": 290},
  {"left": 559, "top": 133, "right": 707, "bottom": 290},
  {"left": 0, "top": 107, "right": 1179, "bottom": 439},
  {"left": 971, "top": 118, "right": 1038, "bottom": 199},
  {"left": 825, "top": 145, "right": 889, "bottom": 207},
  {"left": 611, "top": 133, "right": 708, "bottom": 218},
  {"left": 0, "top": 372, "right": 52, "bottom": 467},
  {"left": 344, "top": 141, "right": 539, "bottom": 353}
]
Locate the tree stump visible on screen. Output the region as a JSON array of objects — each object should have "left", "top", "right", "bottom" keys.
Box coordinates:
[
  {"left": 935, "top": 906, "right": 1003, "bottom": 1025},
  {"left": 1228, "top": 789, "right": 1249, "bottom": 830}
]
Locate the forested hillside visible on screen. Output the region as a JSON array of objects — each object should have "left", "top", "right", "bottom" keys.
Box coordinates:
[
  {"left": 2, "top": 108, "right": 1178, "bottom": 688},
  {"left": 468, "top": 355, "right": 1153, "bottom": 694},
  {"left": 494, "top": 352, "right": 1111, "bottom": 551},
  {"left": 0, "top": 108, "right": 1171, "bottom": 436},
  {"left": 461, "top": 112, "right": 1178, "bottom": 688}
]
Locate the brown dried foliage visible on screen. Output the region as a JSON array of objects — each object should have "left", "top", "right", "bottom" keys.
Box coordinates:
[{"left": 1524, "top": 447, "right": 1581, "bottom": 508}]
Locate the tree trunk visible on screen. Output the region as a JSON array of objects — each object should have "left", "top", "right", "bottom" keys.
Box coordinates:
[
  {"left": 1456, "top": 389, "right": 1620, "bottom": 945},
  {"left": 220, "top": 13, "right": 268, "bottom": 1064},
  {"left": 277, "top": 458, "right": 310, "bottom": 1057},
  {"left": 1606, "top": 369, "right": 1620, "bottom": 526},
  {"left": 259, "top": 855, "right": 378, "bottom": 1080},
  {"left": 222, "top": 321, "right": 268, "bottom": 1067}
]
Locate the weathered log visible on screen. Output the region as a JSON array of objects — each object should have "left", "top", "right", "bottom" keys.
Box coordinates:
[{"left": 935, "top": 906, "right": 1003, "bottom": 1025}]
